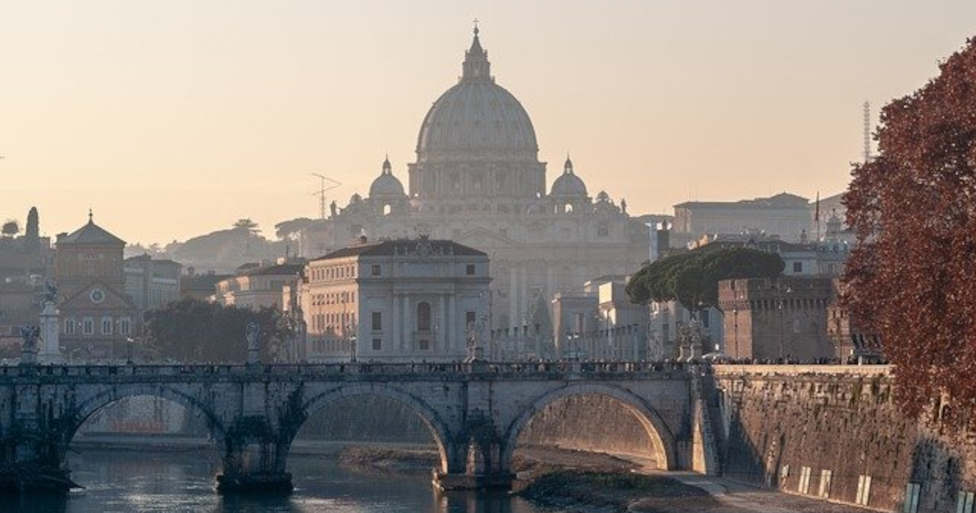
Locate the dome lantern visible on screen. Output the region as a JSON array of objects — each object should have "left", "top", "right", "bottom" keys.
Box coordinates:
[{"left": 369, "top": 156, "right": 406, "bottom": 198}]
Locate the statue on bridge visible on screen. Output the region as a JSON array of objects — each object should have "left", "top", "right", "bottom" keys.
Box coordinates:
[{"left": 19, "top": 325, "right": 40, "bottom": 365}]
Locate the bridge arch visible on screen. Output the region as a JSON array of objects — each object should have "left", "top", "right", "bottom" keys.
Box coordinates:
[
  {"left": 297, "top": 383, "right": 454, "bottom": 473},
  {"left": 67, "top": 383, "right": 226, "bottom": 449},
  {"left": 500, "top": 382, "right": 676, "bottom": 471}
]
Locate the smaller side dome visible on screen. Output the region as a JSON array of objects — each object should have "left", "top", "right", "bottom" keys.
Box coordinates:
[
  {"left": 369, "top": 156, "right": 406, "bottom": 198},
  {"left": 550, "top": 155, "right": 588, "bottom": 197}
]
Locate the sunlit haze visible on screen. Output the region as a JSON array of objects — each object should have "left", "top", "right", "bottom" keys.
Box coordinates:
[{"left": 2, "top": 0, "right": 974, "bottom": 243}]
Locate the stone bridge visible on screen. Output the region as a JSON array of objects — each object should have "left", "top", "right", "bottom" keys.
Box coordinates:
[{"left": 0, "top": 361, "right": 715, "bottom": 493}]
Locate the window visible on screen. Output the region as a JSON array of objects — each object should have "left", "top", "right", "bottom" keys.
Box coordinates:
[
  {"left": 64, "top": 319, "right": 76, "bottom": 335},
  {"left": 856, "top": 474, "right": 872, "bottom": 506},
  {"left": 419, "top": 339, "right": 430, "bottom": 350},
  {"left": 101, "top": 317, "right": 113, "bottom": 335},
  {"left": 120, "top": 317, "right": 131, "bottom": 336},
  {"left": 701, "top": 309, "right": 710, "bottom": 328},
  {"left": 371, "top": 312, "right": 382, "bottom": 331},
  {"left": 371, "top": 264, "right": 381, "bottom": 276},
  {"left": 958, "top": 491, "right": 975, "bottom": 513},
  {"left": 818, "top": 470, "right": 832, "bottom": 498},
  {"left": 417, "top": 302, "right": 431, "bottom": 332},
  {"left": 798, "top": 466, "right": 811, "bottom": 494},
  {"left": 82, "top": 317, "right": 94, "bottom": 336},
  {"left": 597, "top": 223, "right": 609, "bottom": 237},
  {"left": 372, "top": 338, "right": 382, "bottom": 351},
  {"left": 793, "top": 261, "right": 803, "bottom": 273},
  {"left": 466, "top": 264, "right": 475, "bottom": 275},
  {"left": 466, "top": 311, "right": 477, "bottom": 329},
  {"left": 904, "top": 483, "right": 921, "bottom": 513}
]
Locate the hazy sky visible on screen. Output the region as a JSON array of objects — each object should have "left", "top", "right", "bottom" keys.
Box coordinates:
[{"left": 2, "top": 1, "right": 974, "bottom": 245}]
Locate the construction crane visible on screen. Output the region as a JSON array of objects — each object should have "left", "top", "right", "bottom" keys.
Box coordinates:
[{"left": 311, "top": 173, "right": 342, "bottom": 219}]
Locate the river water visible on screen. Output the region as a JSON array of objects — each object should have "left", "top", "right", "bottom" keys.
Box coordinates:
[{"left": 7, "top": 450, "right": 546, "bottom": 513}]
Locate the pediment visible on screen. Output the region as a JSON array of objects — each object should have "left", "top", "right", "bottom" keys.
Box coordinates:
[{"left": 60, "top": 281, "right": 136, "bottom": 311}]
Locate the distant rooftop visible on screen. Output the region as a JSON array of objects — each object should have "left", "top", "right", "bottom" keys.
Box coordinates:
[
  {"left": 675, "top": 192, "right": 810, "bottom": 209},
  {"left": 59, "top": 217, "right": 125, "bottom": 246},
  {"left": 314, "top": 238, "right": 486, "bottom": 261}
]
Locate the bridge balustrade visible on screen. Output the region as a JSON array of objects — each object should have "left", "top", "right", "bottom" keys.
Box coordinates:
[{"left": 0, "top": 360, "right": 697, "bottom": 379}]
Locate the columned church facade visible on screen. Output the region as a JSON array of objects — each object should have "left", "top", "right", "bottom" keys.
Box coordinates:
[{"left": 300, "top": 28, "right": 649, "bottom": 332}]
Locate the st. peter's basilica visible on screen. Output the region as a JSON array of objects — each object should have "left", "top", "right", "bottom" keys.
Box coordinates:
[{"left": 299, "top": 27, "right": 655, "bottom": 331}]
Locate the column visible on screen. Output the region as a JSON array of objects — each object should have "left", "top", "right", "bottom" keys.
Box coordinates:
[
  {"left": 519, "top": 265, "right": 528, "bottom": 325},
  {"left": 402, "top": 294, "right": 410, "bottom": 354},
  {"left": 438, "top": 295, "right": 447, "bottom": 355},
  {"left": 392, "top": 293, "right": 400, "bottom": 356},
  {"left": 508, "top": 265, "right": 518, "bottom": 329},
  {"left": 449, "top": 293, "right": 458, "bottom": 356}
]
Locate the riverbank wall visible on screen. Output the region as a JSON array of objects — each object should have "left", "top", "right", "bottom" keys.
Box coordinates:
[{"left": 711, "top": 365, "right": 976, "bottom": 513}]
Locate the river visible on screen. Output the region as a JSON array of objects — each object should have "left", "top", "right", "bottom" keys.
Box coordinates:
[{"left": 6, "top": 450, "right": 545, "bottom": 513}]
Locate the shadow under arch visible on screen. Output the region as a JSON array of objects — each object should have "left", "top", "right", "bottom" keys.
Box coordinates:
[
  {"left": 67, "top": 383, "right": 227, "bottom": 450},
  {"left": 500, "top": 383, "right": 677, "bottom": 471},
  {"left": 296, "top": 383, "right": 453, "bottom": 473}
]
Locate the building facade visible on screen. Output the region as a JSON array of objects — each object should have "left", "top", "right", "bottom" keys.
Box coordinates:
[
  {"left": 298, "top": 28, "right": 649, "bottom": 334},
  {"left": 214, "top": 261, "right": 304, "bottom": 311},
  {"left": 54, "top": 214, "right": 138, "bottom": 360},
  {"left": 300, "top": 238, "right": 490, "bottom": 362},
  {"left": 673, "top": 192, "right": 811, "bottom": 244},
  {"left": 124, "top": 254, "right": 182, "bottom": 313}
]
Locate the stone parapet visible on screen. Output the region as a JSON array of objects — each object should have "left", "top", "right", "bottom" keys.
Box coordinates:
[{"left": 713, "top": 364, "right": 892, "bottom": 377}]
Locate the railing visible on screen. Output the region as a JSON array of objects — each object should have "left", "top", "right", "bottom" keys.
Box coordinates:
[{"left": 0, "top": 360, "right": 697, "bottom": 379}]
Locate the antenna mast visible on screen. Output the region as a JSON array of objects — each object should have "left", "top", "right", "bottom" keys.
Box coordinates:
[
  {"left": 311, "top": 173, "right": 341, "bottom": 219},
  {"left": 863, "top": 101, "right": 871, "bottom": 163}
]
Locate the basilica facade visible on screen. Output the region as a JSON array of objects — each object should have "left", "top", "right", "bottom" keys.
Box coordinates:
[{"left": 300, "top": 28, "right": 650, "bottom": 332}]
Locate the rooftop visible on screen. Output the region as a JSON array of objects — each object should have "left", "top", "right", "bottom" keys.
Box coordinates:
[
  {"left": 675, "top": 192, "right": 810, "bottom": 209},
  {"left": 59, "top": 216, "right": 125, "bottom": 246},
  {"left": 314, "top": 239, "right": 486, "bottom": 261}
]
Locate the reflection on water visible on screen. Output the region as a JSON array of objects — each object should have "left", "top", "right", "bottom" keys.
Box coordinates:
[{"left": 7, "top": 450, "right": 545, "bottom": 513}]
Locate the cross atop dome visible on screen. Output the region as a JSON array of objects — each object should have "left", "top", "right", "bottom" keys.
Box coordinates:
[{"left": 462, "top": 21, "right": 490, "bottom": 82}]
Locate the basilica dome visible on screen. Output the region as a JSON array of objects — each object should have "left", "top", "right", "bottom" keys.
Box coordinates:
[
  {"left": 550, "top": 157, "right": 588, "bottom": 197},
  {"left": 416, "top": 28, "right": 538, "bottom": 159},
  {"left": 369, "top": 157, "right": 406, "bottom": 198}
]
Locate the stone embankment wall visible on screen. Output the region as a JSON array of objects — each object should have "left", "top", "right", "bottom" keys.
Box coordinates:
[
  {"left": 516, "top": 395, "right": 657, "bottom": 465},
  {"left": 711, "top": 365, "right": 976, "bottom": 513}
]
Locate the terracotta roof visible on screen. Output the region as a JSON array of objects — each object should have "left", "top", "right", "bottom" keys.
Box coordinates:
[{"left": 314, "top": 239, "right": 486, "bottom": 261}]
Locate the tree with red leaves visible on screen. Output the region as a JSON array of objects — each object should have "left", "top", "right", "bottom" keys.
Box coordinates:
[{"left": 844, "top": 38, "right": 976, "bottom": 421}]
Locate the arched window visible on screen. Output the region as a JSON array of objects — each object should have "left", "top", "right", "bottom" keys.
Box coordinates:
[
  {"left": 383, "top": 204, "right": 392, "bottom": 216},
  {"left": 417, "top": 302, "right": 431, "bottom": 332},
  {"left": 564, "top": 203, "right": 574, "bottom": 213}
]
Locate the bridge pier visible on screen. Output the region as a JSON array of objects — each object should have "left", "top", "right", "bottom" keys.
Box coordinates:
[
  {"left": 432, "top": 434, "right": 513, "bottom": 491},
  {"left": 215, "top": 420, "right": 293, "bottom": 494}
]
